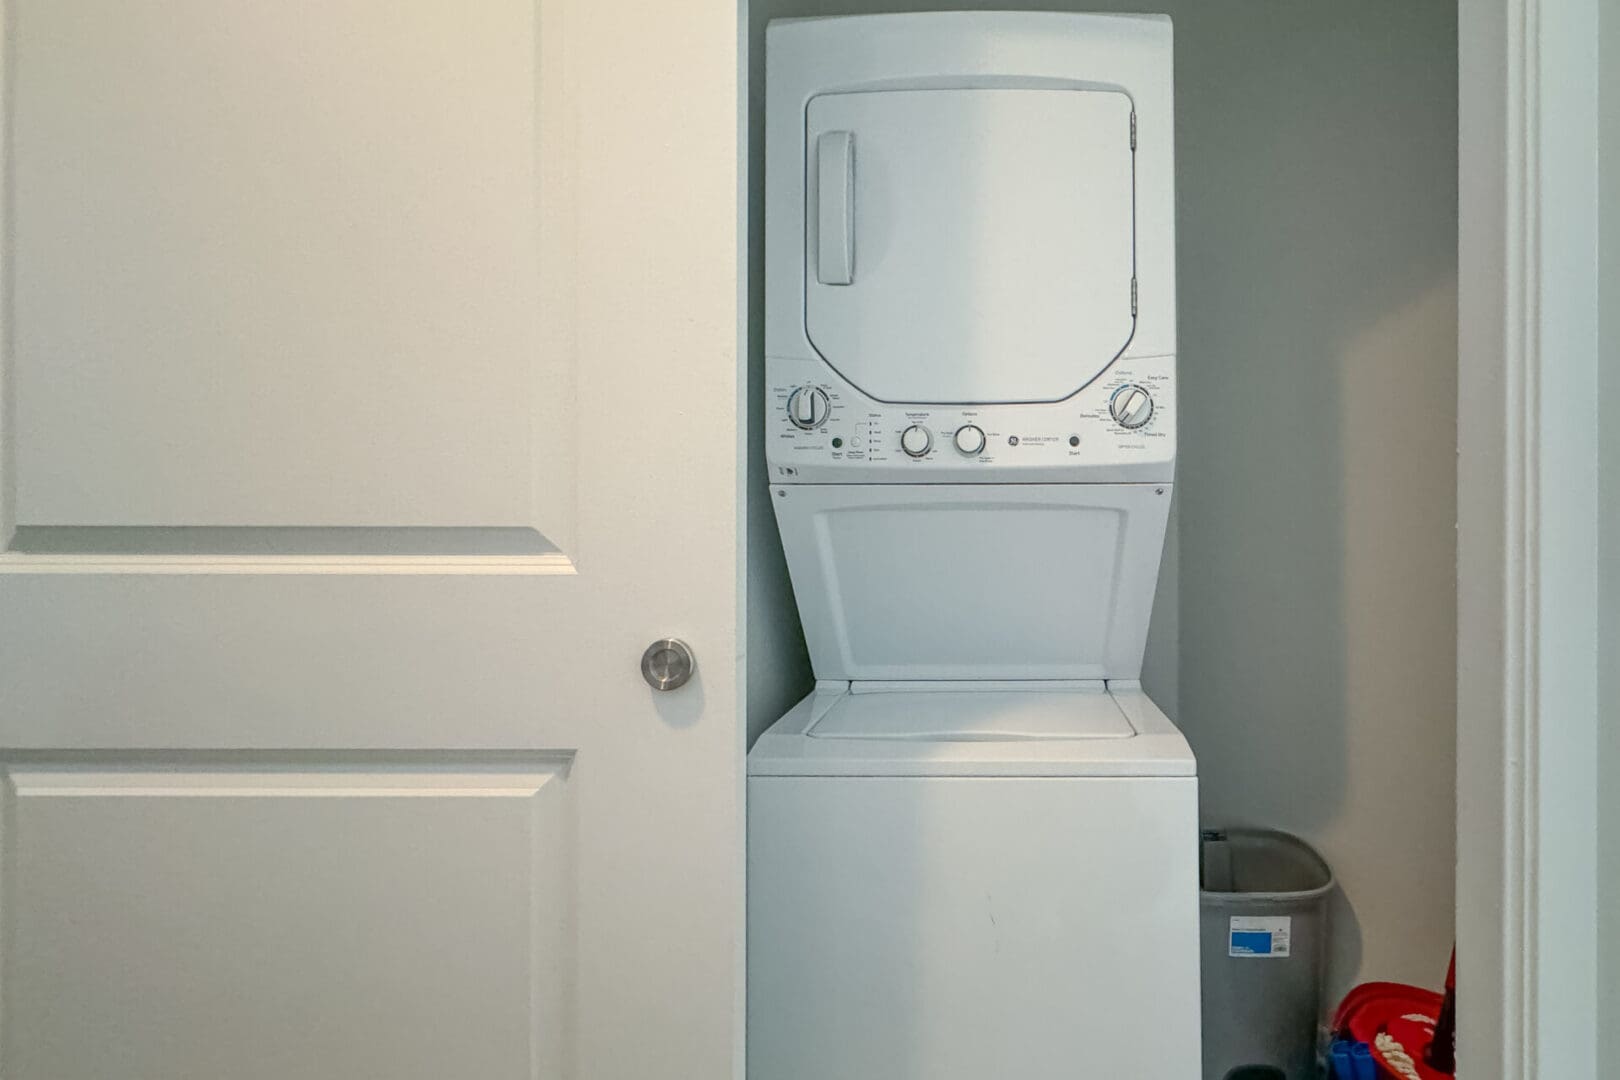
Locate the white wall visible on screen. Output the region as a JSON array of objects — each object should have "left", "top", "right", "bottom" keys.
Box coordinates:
[
  {"left": 745, "top": 0, "right": 1457, "bottom": 1000},
  {"left": 1600, "top": 0, "right": 1620, "bottom": 1049},
  {"left": 1157, "top": 2, "right": 1457, "bottom": 1000},
  {"left": 744, "top": 5, "right": 814, "bottom": 744}
]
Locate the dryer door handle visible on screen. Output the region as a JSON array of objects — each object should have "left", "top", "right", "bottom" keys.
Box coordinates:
[{"left": 815, "top": 130, "right": 855, "bottom": 285}]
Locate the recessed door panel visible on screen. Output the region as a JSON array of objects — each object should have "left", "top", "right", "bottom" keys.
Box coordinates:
[
  {"left": 6, "top": 0, "right": 565, "bottom": 537},
  {"left": 1, "top": 761, "right": 571, "bottom": 1080},
  {"left": 805, "top": 89, "right": 1135, "bottom": 404}
]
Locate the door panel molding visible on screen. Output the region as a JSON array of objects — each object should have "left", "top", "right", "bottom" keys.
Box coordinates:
[
  {"left": 0, "top": 0, "right": 580, "bottom": 571},
  {"left": 0, "top": 755, "right": 575, "bottom": 1079},
  {"left": 1457, "top": 0, "right": 1602, "bottom": 1076}
]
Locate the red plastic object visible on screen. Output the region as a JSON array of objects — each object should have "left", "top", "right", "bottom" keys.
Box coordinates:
[{"left": 1330, "top": 951, "right": 1456, "bottom": 1080}]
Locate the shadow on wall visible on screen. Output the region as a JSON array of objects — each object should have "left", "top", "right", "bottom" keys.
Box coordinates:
[
  {"left": 1166, "top": 3, "right": 1457, "bottom": 1000},
  {"left": 745, "top": 0, "right": 1458, "bottom": 998}
]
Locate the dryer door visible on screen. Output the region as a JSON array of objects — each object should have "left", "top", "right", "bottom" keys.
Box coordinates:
[{"left": 804, "top": 88, "right": 1136, "bottom": 405}]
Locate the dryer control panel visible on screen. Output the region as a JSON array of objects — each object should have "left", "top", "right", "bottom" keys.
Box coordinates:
[{"left": 767, "top": 353, "right": 1175, "bottom": 484}]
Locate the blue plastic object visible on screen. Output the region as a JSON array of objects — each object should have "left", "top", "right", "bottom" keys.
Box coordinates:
[
  {"left": 1329, "top": 1039, "right": 1354, "bottom": 1079},
  {"left": 1350, "top": 1041, "right": 1377, "bottom": 1080}
]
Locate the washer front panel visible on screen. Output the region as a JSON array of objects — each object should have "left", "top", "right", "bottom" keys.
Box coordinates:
[
  {"left": 748, "top": 768, "right": 1201, "bottom": 1077},
  {"left": 772, "top": 483, "right": 1171, "bottom": 681}
]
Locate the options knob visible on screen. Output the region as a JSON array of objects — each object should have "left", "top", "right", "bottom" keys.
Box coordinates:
[
  {"left": 953, "top": 424, "right": 987, "bottom": 456},
  {"left": 787, "top": 386, "right": 830, "bottom": 430},
  {"left": 900, "top": 425, "right": 933, "bottom": 457},
  {"left": 1109, "top": 384, "right": 1154, "bottom": 429}
]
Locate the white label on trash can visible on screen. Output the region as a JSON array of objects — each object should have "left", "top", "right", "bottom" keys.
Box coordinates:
[{"left": 1228, "top": 916, "right": 1291, "bottom": 957}]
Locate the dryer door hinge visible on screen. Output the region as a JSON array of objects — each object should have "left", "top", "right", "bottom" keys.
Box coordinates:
[
  {"left": 1131, "top": 277, "right": 1139, "bottom": 316},
  {"left": 1130, "top": 113, "right": 1138, "bottom": 151}
]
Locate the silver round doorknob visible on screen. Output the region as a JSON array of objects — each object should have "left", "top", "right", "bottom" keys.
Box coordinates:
[{"left": 641, "top": 638, "right": 695, "bottom": 691}]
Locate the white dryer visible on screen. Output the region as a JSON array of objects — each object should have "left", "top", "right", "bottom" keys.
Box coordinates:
[{"left": 750, "top": 13, "right": 1198, "bottom": 1080}]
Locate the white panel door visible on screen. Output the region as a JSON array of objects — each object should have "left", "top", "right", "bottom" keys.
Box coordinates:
[{"left": 0, "top": 3, "right": 742, "bottom": 1079}]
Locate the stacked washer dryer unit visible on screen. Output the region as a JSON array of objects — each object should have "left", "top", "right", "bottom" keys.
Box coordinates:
[{"left": 749, "top": 12, "right": 1196, "bottom": 1080}]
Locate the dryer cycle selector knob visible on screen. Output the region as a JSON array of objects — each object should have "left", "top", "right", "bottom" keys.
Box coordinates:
[
  {"left": 787, "top": 386, "right": 830, "bottom": 430},
  {"left": 1109, "top": 384, "right": 1154, "bottom": 429},
  {"left": 953, "top": 425, "right": 986, "bottom": 456},
  {"left": 900, "top": 425, "right": 932, "bottom": 457}
]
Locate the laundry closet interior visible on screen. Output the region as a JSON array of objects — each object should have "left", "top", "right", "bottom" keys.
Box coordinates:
[{"left": 741, "top": 0, "right": 1460, "bottom": 1068}]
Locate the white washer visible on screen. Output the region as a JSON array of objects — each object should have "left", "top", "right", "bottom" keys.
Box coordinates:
[
  {"left": 751, "top": 13, "right": 1197, "bottom": 1080},
  {"left": 749, "top": 685, "right": 1198, "bottom": 1079}
]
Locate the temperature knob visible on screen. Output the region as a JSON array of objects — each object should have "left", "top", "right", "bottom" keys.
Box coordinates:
[
  {"left": 787, "top": 386, "right": 830, "bottom": 430},
  {"left": 1109, "top": 385, "right": 1154, "bottom": 429},
  {"left": 900, "top": 425, "right": 932, "bottom": 457},
  {"left": 954, "top": 425, "right": 986, "bottom": 455}
]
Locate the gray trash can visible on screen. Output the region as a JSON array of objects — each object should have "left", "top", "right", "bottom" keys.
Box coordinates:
[{"left": 1199, "top": 828, "right": 1334, "bottom": 1080}]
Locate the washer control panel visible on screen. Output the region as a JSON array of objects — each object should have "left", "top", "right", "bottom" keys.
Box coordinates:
[
  {"left": 768, "top": 353, "right": 1175, "bottom": 482},
  {"left": 952, "top": 424, "right": 987, "bottom": 455},
  {"left": 900, "top": 425, "right": 933, "bottom": 457},
  {"left": 787, "top": 386, "right": 830, "bottom": 430},
  {"left": 1108, "top": 385, "right": 1154, "bottom": 429}
]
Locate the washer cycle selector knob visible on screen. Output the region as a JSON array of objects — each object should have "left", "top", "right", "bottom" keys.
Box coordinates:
[
  {"left": 900, "top": 425, "right": 932, "bottom": 457},
  {"left": 1109, "top": 384, "right": 1154, "bottom": 429},
  {"left": 953, "top": 425, "right": 986, "bottom": 455},
  {"left": 787, "top": 386, "right": 830, "bottom": 430}
]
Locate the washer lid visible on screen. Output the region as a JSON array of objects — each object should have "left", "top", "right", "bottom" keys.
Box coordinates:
[
  {"left": 804, "top": 87, "right": 1136, "bottom": 404},
  {"left": 809, "top": 684, "right": 1134, "bottom": 741},
  {"left": 748, "top": 682, "right": 1195, "bottom": 777}
]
